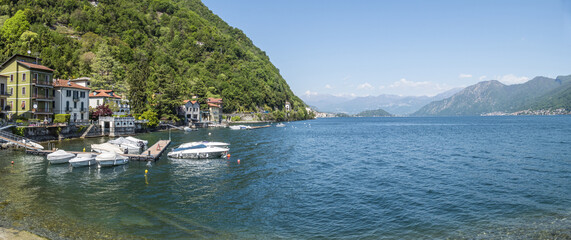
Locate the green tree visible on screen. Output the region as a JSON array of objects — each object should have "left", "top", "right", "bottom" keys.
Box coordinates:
[
  {"left": 91, "top": 42, "right": 122, "bottom": 90},
  {"left": 1, "top": 9, "right": 30, "bottom": 43},
  {"left": 140, "top": 109, "right": 159, "bottom": 127}
]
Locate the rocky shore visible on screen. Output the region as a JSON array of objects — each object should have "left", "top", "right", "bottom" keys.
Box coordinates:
[{"left": 0, "top": 227, "right": 45, "bottom": 240}]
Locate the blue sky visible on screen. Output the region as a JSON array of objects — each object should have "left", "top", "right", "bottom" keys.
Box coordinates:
[{"left": 202, "top": 0, "right": 571, "bottom": 98}]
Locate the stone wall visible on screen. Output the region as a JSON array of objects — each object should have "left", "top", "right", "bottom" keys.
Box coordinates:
[{"left": 18, "top": 125, "right": 90, "bottom": 142}]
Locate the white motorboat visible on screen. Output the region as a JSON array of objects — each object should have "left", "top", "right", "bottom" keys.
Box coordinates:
[
  {"left": 95, "top": 152, "right": 129, "bottom": 167},
  {"left": 21, "top": 139, "right": 44, "bottom": 149},
  {"left": 229, "top": 125, "right": 250, "bottom": 130},
  {"left": 47, "top": 150, "right": 76, "bottom": 164},
  {"left": 175, "top": 141, "right": 230, "bottom": 150},
  {"left": 167, "top": 144, "right": 229, "bottom": 159},
  {"left": 69, "top": 153, "right": 97, "bottom": 168},
  {"left": 91, "top": 142, "right": 126, "bottom": 154},
  {"left": 276, "top": 123, "right": 286, "bottom": 127},
  {"left": 108, "top": 137, "right": 147, "bottom": 153}
]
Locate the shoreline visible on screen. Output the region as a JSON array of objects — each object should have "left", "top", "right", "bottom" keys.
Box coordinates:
[{"left": 0, "top": 227, "right": 46, "bottom": 240}]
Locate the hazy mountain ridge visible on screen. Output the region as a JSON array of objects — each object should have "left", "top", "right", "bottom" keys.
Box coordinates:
[
  {"left": 413, "top": 75, "right": 571, "bottom": 116},
  {"left": 303, "top": 88, "right": 462, "bottom": 115}
]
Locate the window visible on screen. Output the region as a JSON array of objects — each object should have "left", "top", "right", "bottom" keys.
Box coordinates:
[
  {"left": 9, "top": 101, "right": 13, "bottom": 110},
  {"left": 34, "top": 73, "right": 38, "bottom": 81},
  {"left": 80, "top": 92, "right": 85, "bottom": 98},
  {"left": 66, "top": 90, "right": 71, "bottom": 97},
  {"left": 97, "top": 100, "right": 100, "bottom": 105},
  {"left": 66, "top": 101, "right": 70, "bottom": 110},
  {"left": 10, "top": 88, "right": 13, "bottom": 95},
  {"left": 21, "top": 101, "right": 26, "bottom": 110},
  {"left": 22, "top": 87, "right": 25, "bottom": 95},
  {"left": 74, "top": 101, "right": 77, "bottom": 109},
  {"left": 10, "top": 74, "right": 13, "bottom": 82},
  {"left": 22, "top": 73, "right": 26, "bottom": 82}
]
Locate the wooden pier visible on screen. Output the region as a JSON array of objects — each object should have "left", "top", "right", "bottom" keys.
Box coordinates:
[{"left": 26, "top": 139, "right": 171, "bottom": 161}]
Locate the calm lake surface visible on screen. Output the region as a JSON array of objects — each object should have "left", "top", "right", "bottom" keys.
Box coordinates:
[{"left": 0, "top": 116, "right": 570, "bottom": 239}]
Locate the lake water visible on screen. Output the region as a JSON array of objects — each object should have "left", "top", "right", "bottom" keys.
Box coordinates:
[{"left": 0, "top": 116, "right": 570, "bottom": 239}]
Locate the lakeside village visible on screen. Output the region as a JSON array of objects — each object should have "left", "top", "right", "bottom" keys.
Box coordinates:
[{"left": 0, "top": 54, "right": 313, "bottom": 145}]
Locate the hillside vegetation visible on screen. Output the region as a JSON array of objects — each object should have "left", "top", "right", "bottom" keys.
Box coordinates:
[{"left": 0, "top": 0, "right": 311, "bottom": 120}]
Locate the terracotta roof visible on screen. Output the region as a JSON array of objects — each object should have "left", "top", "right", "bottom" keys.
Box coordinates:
[
  {"left": 17, "top": 61, "right": 54, "bottom": 72},
  {"left": 91, "top": 90, "right": 121, "bottom": 99},
  {"left": 183, "top": 100, "right": 198, "bottom": 104},
  {"left": 208, "top": 103, "right": 221, "bottom": 108},
  {"left": 53, "top": 79, "right": 91, "bottom": 90},
  {"left": 207, "top": 98, "right": 222, "bottom": 104}
]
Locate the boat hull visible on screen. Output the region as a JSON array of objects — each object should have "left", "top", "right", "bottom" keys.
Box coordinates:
[
  {"left": 167, "top": 149, "right": 228, "bottom": 159},
  {"left": 47, "top": 156, "right": 75, "bottom": 164}
]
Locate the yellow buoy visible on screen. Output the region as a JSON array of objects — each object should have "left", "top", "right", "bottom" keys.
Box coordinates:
[
  {"left": 83, "top": 147, "right": 85, "bottom": 152},
  {"left": 145, "top": 169, "right": 148, "bottom": 175}
]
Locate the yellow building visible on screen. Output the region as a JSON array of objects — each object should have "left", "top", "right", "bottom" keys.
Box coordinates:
[
  {"left": 0, "top": 74, "right": 10, "bottom": 119},
  {"left": 0, "top": 54, "right": 55, "bottom": 121}
]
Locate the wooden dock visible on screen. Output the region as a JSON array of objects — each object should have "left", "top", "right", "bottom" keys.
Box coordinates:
[
  {"left": 26, "top": 139, "right": 171, "bottom": 161},
  {"left": 248, "top": 125, "right": 271, "bottom": 130}
]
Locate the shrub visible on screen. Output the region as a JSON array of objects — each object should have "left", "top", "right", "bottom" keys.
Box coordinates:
[
  {"left": 231, "top": 116, "right": 241, "bottom": 122},
  {"left": 54, "top": 114, "right": 70, "bottom": 123}
]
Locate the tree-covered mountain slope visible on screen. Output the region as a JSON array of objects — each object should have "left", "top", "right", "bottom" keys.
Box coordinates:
[
  {"left": 0, "top": 0, "right": 310, "bottom": 120},
  {"left": 413, "top": 75, "right": 571, "bottom": 116}
]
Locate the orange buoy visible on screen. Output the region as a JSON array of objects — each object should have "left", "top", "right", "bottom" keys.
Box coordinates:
[
  {"left": 227, "top": 154, "right": 231, "bottom": 158},
  {"left": 11, "top": 161, "right": 14, "bottom": 164},
  {"left": 237, "top": 159, "right": 240, "bottom": 164}
]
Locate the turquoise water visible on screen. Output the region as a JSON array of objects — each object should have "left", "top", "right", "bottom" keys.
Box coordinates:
[{"left": 0, "top": 116, "right": 570, "bottom": 239}]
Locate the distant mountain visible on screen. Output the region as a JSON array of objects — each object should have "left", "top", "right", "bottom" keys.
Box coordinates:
[
  {"left": 355, "top": 109, "right": 392, "bottom": 117},
  {"left": 413, "top": 75, "right": 571, "bottom": 116},
  {"left": 302, "top": 88, "right": 462, "bottom": 115}
]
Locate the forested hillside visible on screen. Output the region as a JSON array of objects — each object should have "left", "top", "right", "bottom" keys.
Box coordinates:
[{"left": 0, "top": 0, "right": 310, "bottom": 120}]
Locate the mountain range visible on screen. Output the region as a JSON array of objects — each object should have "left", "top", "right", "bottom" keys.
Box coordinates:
[
  {"left": 302, "top": 88, "right": 462, "bottom": 115},
  {"left": 413, "top": 75, "right": 571, "bottom": 116},
  {"left": 304, "top": 75, "right": 570, "bottom": 117}
]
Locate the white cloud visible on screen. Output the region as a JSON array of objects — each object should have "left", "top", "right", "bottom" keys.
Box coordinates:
[
  {"left": 357, "top": 82, "right": 374, "bottom": 89},
  {"left": 304, "top": 90, "right": 318, "bottom": 96},
  {"left": 389, "top": 78, "right": 431, "bottom": 88},
  {"left": 496, "top": 74, "right": 529, "bottom": 85},
  {"left": 459, "top": 74, "right": 472, "bottom": 78},
  {"left": 325, "top": 84, "right": 333, "bottom": 89},
  {"left": 479, "top": 75, "right": 487, "bottom": 81},
  {"left": 380, "top": 78, "right": 450, "bottom": 96}
]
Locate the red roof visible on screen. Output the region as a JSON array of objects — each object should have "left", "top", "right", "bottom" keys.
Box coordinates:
[
  {"left": 53, "top": 79, "right": 91, "bottom": 90},
  {"left": 208, "top": 103, "right": 221, "bottom": 108},
  {"left": 183, "top": 100, "right": 198, "bottom": 104},
  {"left": 17, "top": 61, "right": 54, "bottom": 72},
  {"left": 207, "top": 98, "right": 222, "bottom": 104},
  {"left": 91, "top": 90, "right": 121, "bottom": 99}
]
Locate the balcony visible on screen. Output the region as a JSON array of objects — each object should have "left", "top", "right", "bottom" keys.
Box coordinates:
[
  {"left": 73, "top": 96, "right": 80, "bottom": 102},
  {"left": 0, "top": 90, "right": 10, "bottom": 97},
  {"left": 32, "top": 94, "right": 54, "bottom": 101},
  {"left": 31, "top": 79, "right": 53, "bottom": 87},
  {"left": 33, "top": 108, "right": 53, "bottom": 115},
  {"left": 65, "top": 107, "right": 71, "bottom": 113},
  {"left": 80, "top": 107, "right": 87, "bottom": 113}
]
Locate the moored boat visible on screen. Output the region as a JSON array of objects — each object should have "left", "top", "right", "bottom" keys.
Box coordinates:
[
  {"left": 229, "top": 125, "right": 250, "bottom": 130},
  {"left": 69, "top": 153, "right": 97, "bottom": 168},
  {"left": 47, "top": 150, "right": 76, "bottom": 164},
  {"left": 167, "top": 144, "right": 229, "bottom": 159},
  {"left": 174, "top": 141, "right": 230, "bottom": 150},
  {"left": 95, "top": 152, "right": 129, "bottom": 167},
  {"left": 91, "top": 142, "right": 126, "bottom": 154}
]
